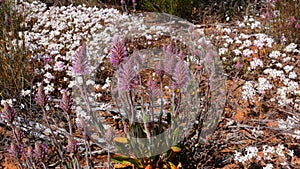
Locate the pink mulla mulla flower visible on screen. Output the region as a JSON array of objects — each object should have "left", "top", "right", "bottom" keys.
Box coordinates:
[
  {"left": 295, "top": 23, "right": 300, "bottom": 29},
  {"left": 288, "top": 16, "right": 297, "bottom": 26},
  {"left": 59, "top": 89, "right": 72, "bottom": 112},
  {"left": 121, "top": 0, "right": 125, "bottom": 5},
  {"left": 204, "top": 49, "right": 216, "bottom": 65},
  {"left": 146, "top": 77, "right": 160, "bottom": 99},
  {"left": 178, "top": 50, "right": 186, "bottom": 61},
  {"left": 34, "top": 142, "right": 48, "bottom": 161},
  {"left": 164, "top": 54, "right": 178, "bottom": 76},
  {"left": 116, "top": 58, "right": 138, "bottom": 91},
  {"left": 1, "top": 102, "right": 16, "bottom": 124},
  {"left": 164, "top": 43, "right": 178, "bottom": 55},
  {"left": 72, "top": 43, "right": 90, "bottom": 75},
  {"left": 8, "top": 142, "right": 22, "bottom": 158},
  {"left": 27, "top": 146, "right": 33, "bottom": 159},
  {"left": 35, "top": 86, "right": 47, "bottom": 107},
  {"left": 172, "top": 60, "right": 189, "bottom": 89},
  {"left": 109, "top": 34, "right": 128, "bottom": 67},
  {"left": 66, "top": 136, "right": 77, "bottom": 153}
]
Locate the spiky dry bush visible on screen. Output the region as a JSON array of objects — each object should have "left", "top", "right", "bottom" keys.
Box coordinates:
[
  {"left": 0, "top": 1, "right": 33, "bottom": 101},
  {"left": 260, "top": 0, "right": 300, "bottom": 44}
]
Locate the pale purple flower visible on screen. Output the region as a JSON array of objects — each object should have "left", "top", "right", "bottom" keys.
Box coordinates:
[
  {"left": 66, "top": 136, "right": 77, "bottom": 153},
  {"left": 243, "top": 49, "right": 253, "bottom": 58},
  {"left": 72, "top": 43, "right": 90, "bottom": 75},
  {"left": 164, "top": 43, "right": 178, "bottom": 55},
  {"left": 204, "top": 49, "right": 216, "bottom": 65},
  {"left": 288, "top": 16, "right": 297, "bottom": 26},
  {"left": 59, "top": 89, "right": 72, "bottom": 112},
  {"left": 0, "top": 102, "right": 16, "bottom": 124},
  {"left": 35, "top": 86, "right": 47, "bottom": 107},
  {"left": 172, "top": 60, "right": 189, "bottom": 89},
  {"left": 235, "top": 61, "right": 243, "bottom": 70},
  {"left": 34, "top": 142, "right": 48, "bottom": 161},
  {"left": 116, "top": 58, "right": 138, "bottom": 91},
  {"left": 295, "top": 23, "right": 300, "bottom": 29},
  {"left": 164, "top": 54, "right": 178, "bottom": 75},
  {"left": 13, "top": 127, "right": 24, "bottom": 142},
  {"left": 250, "top": 58, "right": 263, "bottom": 69},
  {"left": 27, "top": 146, "right": 33, "bottom": 159},
  {"left": 253, "top": 39, "right": 265, "bottom": 49},
  {"left": 43, "top": 55, "right": 53, "bottom": 65},
  {"left": 146, "top": 77, "right": 160, "bottom": 99},
  {"left": 53, "top": 61, "right": 65, "bottom": 71},
  {"left": 109, "top": 34, "right": 128, "bottom": 67},
  {"left": 9, "top": 142, "right": 22, "bottom": 158}
]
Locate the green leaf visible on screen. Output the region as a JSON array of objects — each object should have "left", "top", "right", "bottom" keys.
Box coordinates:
[
  {"left": 164, "top": 149, "right": 173, "bottom": 161},
  {"left": 112, "top": 154, "right": 143, "bottom": 168},
  {"left": 114, "top": 137, "right": 128, "bottom": 143},
  {"left": 171, "top": 145, "right": 181, "bottom": 153}
]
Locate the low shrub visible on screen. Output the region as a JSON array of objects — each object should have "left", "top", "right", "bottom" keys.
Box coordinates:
[{"left": 259, "top": 0, "right": 300, "bottom": 44}]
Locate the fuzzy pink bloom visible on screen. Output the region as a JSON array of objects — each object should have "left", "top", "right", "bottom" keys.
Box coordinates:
[
  {"left": 0, "top": 103, "right": 16, "bottom": 124},
  {"left": 146, "top": 77, "right": 160, "bottom": 99},
  {"left": 35, "top": 86, "right": 47, "bottom": 107},
  {"left": 121, "top": 0, "right": 125, "bottom": 5},
  {"left": 204, "top": 49, "right": 216, "bottom": 65},
  {"left": 116, "top": 58, "right": 138, "bottom": 91},
  {"left": 288, "top": 16, "right": 297, "bottom": 26},
  {"left": 66, "top": 136, "right": 77, "bottom": 153},
  {"left": 164, "top": 43, "right": 178, "bottom": 55},
  {"left": 109, "top": 34, "right": 128, "bottom": 67},
  {"left": 172, "top": 60, "right": 189, "bottom": 89},
  {"left": 295, "top": 23, "right": 300, "bottom": 29},
  {"left": 164, "top": 54, "right": 178, "bottom": 75},
  {"left": 34, "top": 142, "right": 48, "bottom": 161},
  {"left": 235, "top": 61, "right": 243, "bottom": 70},
  {"left": 72, "top": 43, "right": 90, "bottom": 75},
  {"left": 9, "top": 142, "right": 22, "bottom": 158},
  {"left": 27, "top": 146, "right": 33, "bottom": 159},
  {"left": 60, "top": 89, "right": 72, "bottom": 112}
]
